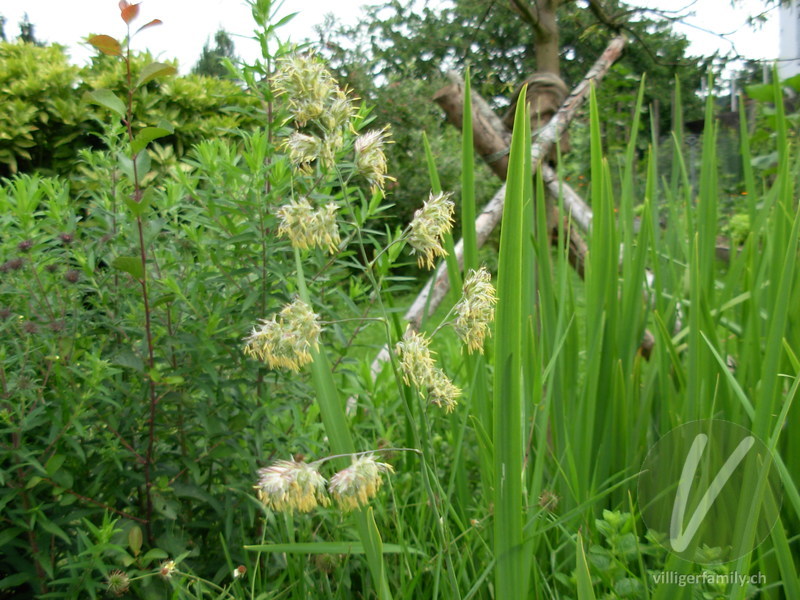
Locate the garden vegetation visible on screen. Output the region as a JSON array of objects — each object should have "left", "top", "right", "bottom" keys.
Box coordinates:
[{"left": 1, "top": 0, "right": 799, "bottom": 599}]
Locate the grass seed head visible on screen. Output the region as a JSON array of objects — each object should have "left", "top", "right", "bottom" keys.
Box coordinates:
[
  {"left": 428, "top": 367, "right": 461, "bottom": 413},
  {"left": 354, "top": 126, "right": 393, "bottom": 193},
  {"left": 395, "top": 328, "right": 436, "bottom": 387},
  {"left": 408, "top": 191, "right": 455, "bottom": 269},
  {"left": 255, "top": 459, "right": 329, "bottom": 513},
  {"left": 272, "top": 54, "right": 336, "bottom": 127},
  {"left": 283, "top": 132, "right": 322, "bottom": 173},
  {"left": 454, "top": 267, "right": 497, "bottom": 353},
  {"left": 243, "top": 299, "right": 321, "bottom": 371},
  {"left": 276, "top": 198, "right": 340, "bottom": 254},
  {"left": 328, "top": 454, "right": 394, "bottom": 511}
]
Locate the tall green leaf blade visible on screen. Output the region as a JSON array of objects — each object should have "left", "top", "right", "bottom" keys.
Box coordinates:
[
  {"left": 461, "top": 69, "right": 478, "bottom": 273},
  {"left": 493, "top": 85, "right": 529, "bottom": 599},
  {"left": 576, "top": 531, "right": 597, "bottom": 600},
  {"left": 293, "top": 250, "right": 393, "bottom": 600}
]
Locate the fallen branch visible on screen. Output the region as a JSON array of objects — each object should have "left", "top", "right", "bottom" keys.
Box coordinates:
[
  {"left": 437, "top": 70, "right": 657, "bottom": 356},
  {"left": 441, "top": 70, "right": 665, "bottom": 355},
  {"left": 361, "top": 36, "right": 628, "bottom": 383}
]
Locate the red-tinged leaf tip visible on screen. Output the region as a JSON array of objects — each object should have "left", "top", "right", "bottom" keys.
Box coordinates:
[
  {"left": 118, "top": 1, "right": 129, "bottom": 10},
  {"left": 135, "top": 19, "right": 162, "bottom": 35},
  {"left": 121, "top": 3, "right": 140, "bottom": 24},
  {"left": 88, "top": 34, "right": 122, "bottom": 56}
]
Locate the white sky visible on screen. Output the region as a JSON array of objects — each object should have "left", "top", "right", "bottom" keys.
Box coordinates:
[{"left": 0, "top": 0, "right": 783, "bottom": 74}]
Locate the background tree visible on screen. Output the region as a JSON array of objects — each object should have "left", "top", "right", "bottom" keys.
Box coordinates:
[
  {"left": 316, "top": 0, "right": 715, "bottom": 232},
  {"left": 18, "top": 13, "right": 42, "bottom": 46},
  {"left": 0, "top": 15, "right": 6, "bottom": 41},
  {"left": 192, "top": 28, "right": 237, "bottom": 78}
]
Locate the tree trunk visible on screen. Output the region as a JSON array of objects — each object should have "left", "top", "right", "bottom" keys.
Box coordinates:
[{"left": 533, "top": 0, "right": 560, "bottom": 75}]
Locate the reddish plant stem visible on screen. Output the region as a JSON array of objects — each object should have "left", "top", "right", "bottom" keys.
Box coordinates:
[
  {"left": 123, "top": 28, "right": 158, "bottom": 543},
  {"left": 12, "top": 432, "right": 49, "bottom": 594},
  {"left": 138, "top": 219, "right": 158, "bottom": 543}
]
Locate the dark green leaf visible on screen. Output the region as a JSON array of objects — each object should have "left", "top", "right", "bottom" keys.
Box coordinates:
[
  {"left": 0, "top": 573, "right": 31, "bottom": 590},
  {"left": 112, "top": 256, "right": 144, "bottom": 280},
  {"left": 132, "top": 125, "right": 174, "bottom": 154},
  {"left": 84, "top": 89, "right": 126, "bottom": 118},
  {"left": 45, "top": 454, "right": 65, "bottom": 476},
  {"left": 745, "top": 83, "right": 775, "bottom": 103},
  {"left": 152, "top": 293, "right": 176, "bottom": 308}
]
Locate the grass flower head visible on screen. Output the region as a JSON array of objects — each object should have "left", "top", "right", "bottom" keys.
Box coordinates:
[
  {"left": 283, "top": 132, "right": 322, "bottom": 173},
  {"left": 272, "top": 54, "right": 336, "bottom": 126},
  {"left": 328, "top": 454, "right": 394, "bottom": 511},
  {"left": 408, "top": 191, "right": 455, "bottom": 269},
  {"left": 276, "top": 198, "right": 341, "bottom": 254},
  {"left": 243, "top": 299, "right": 321, "bottom": 371},
  {"left": 395, "top": 328, "right": 436, "bottom": 387},
  {"left": 325, "top": 89, "right": 356, "bottom": 130},
  {"left": 255, "top": 459, "right": 329, "bottom": 513},
  {"left": 454, "top": 267, "right": 497, "bottom": 353},
  {"left": 320, "top": 129, "right": 345, "bottom": 169},
  {"left": 428, "top": 367, "right": 461, "bottom": 413},
  {"left": 354, "top": 127, "right": 392, "bottom": 192}
]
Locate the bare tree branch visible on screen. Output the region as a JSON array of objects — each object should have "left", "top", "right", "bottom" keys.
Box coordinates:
[{"left": 359, "top": 36, "right": 628, "bottom": 385}]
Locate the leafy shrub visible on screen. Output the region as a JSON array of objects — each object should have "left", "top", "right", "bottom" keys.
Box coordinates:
[
  {"left": 0, "top": 41, "right": 260, "bottom": 178},
  {"left": 0, "top": 42, "right": 83, "bottom": 174}
]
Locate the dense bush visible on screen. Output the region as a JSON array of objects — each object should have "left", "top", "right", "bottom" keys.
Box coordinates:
[{"left": 0, "top": 41, "right": 260, "bottom": 178}]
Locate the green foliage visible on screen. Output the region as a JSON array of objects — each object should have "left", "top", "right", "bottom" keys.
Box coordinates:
[
  {"left": 744, "top": 71, "right": 800, "bottom": 173},
  {"left": 0, "top": 42, "right": 81, "bottom": 174},
  {"left": 1, "top": 2, "right": 799, "bottom": 599},
  {"left": 0, "top": 135, "right": 295, "bottom": 596},
  {"left": 0, "top": 41, "right": 260, "bottom": 177}
]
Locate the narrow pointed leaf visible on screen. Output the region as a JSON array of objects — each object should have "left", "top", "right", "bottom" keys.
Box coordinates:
[
  {"left": 576, "top": 532, "right": 597, "bottom": 600},
  {"left": 135, "top": 19, "right": 162, "bottom": 34},
  {"left": 493, "top": 84, "right": 529, "bottom": 599},
  {"left": 244, "top": 542, "right": 424, "bottom": 555}
]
